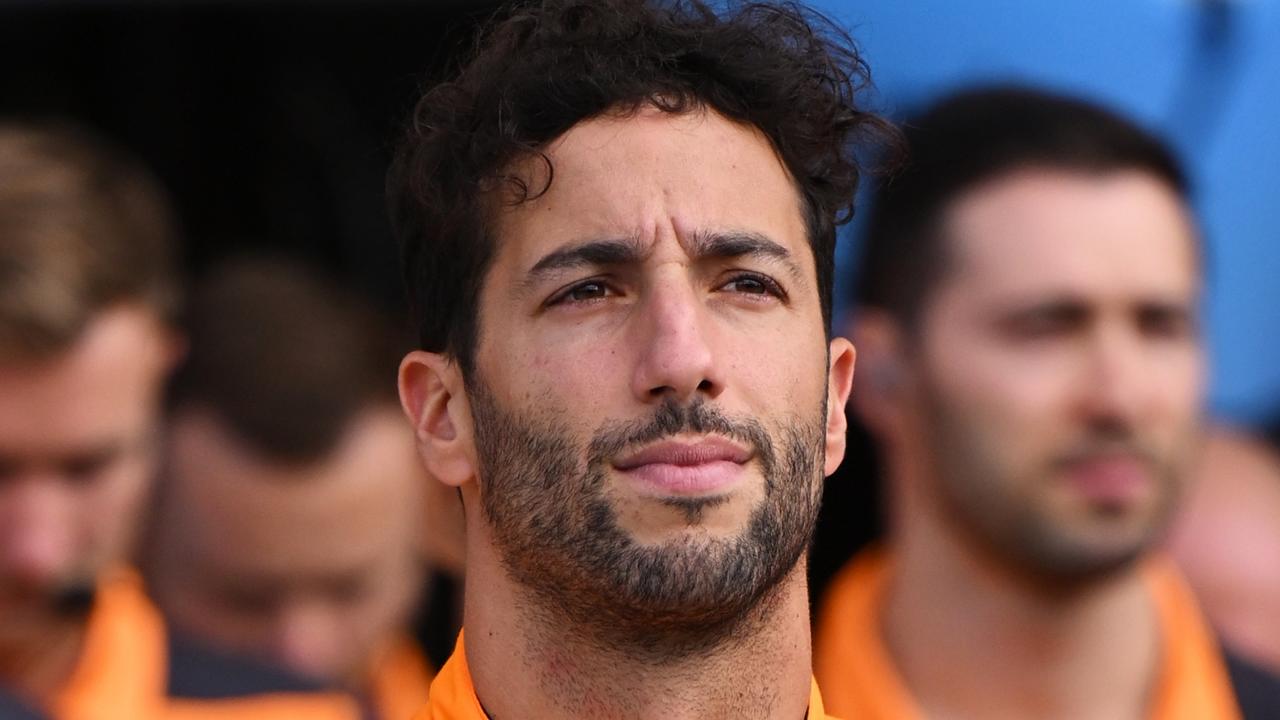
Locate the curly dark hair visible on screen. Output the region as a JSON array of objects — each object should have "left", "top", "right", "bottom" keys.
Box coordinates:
[{"left": 388, "top": 0, "right": 893, "bottom": 372}]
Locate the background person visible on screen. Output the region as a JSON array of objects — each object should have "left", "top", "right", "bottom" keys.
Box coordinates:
[
  {"left": 145, "top": 257, "right": 447, "bottom": 720},
  {"left": 0, "top": 123, "right": 354, "bottom": 720},
  {"left": 1168, "top": 426, "right": 1280, "bottom": 678},
  {"left": 813, "top": 86, "right": 1280, "bottom": 719}
]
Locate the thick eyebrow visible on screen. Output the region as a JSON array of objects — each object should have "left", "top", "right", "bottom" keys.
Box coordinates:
[
  {"left": 689, "top": 230, "right": 804, "bottom": 284},
  {"left": 525, "top": 230, "right": 803, "bottom": 286},
  {"left": 527, "top": 237, "right": 645, "bottom": 280}
]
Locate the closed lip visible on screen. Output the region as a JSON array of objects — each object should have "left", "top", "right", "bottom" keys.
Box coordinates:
[
  {"left": 612, "top": 436, "right": 752, "bottom": 470},
  {"left": 1062, "top": 453, "right": 1152, "bottom": 479}
]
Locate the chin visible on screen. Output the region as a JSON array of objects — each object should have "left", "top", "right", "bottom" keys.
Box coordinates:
[
  {"left": 1015, "top": 529, "right": 1156, "bottom": 586},
  {"left": 617, "top": 492, "right": 766, "bottom": 547}
]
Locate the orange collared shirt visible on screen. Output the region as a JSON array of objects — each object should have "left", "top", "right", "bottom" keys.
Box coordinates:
[
  {"left": 49, "top": 570, "right": 357, "bottom": 720},
  {"left": 813, "top": 549, "right": 1242, "bottom": 720},
  {"left": 416, "top": 631, "right": 838, "bottom": 719},
  {"left": 52, "top": 570, "right": 169, "bottom": 720},
  {"left": 370, "top": 636, "right": 434, "bottom": 720}
]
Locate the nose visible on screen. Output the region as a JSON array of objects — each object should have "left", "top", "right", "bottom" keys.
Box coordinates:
[
  {"left": 0, "top": 476, "right": 77, "bottom": 590},
  {"left": 630, "top": 279, "right": 724, "bottom": 404},
  {"left": 271, "top": 600, "right": 348, "bottom": 684},
  {"left": 1078, "top": 323, "right": 1149, "bottom": 433}
]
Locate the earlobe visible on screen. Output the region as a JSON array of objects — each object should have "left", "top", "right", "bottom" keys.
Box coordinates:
[
  {"left": 398, "top": 351, "right": 476, "bottom": 488},
  {"left": 823, "top": 337, "right": 856, "bottom": 476}
]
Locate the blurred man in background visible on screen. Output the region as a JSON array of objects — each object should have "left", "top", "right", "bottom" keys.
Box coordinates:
[
  {"left": 1168, "top": 426, "right": 1280, "bottom": 677},
  {"left": 145, "top": 258, "right": 440, "bottom": 720},
  {"left": 814, "top": 87, "right": 1280, "bottom": 719},
  {"left": 0, "top": 123, "right": 354, "bottom": 719}
]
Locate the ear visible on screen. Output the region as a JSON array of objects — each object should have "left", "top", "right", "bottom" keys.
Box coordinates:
[
  {"left": 138, "top": 309, "right": 187, "bottom": 378},
  {"left": 823, "top": 336, "right": 856, "bottom": 476},
  {"left": 159, "top": 328, "right": 188, "bottom": 375},
  {"left": 398, "top": 351, "right": 477, "bottom": 488},
  {"left": 848, "top": 310, "right": 908, "bottom": 437}
]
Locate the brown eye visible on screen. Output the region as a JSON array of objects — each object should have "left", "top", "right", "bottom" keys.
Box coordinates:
[
  {"left": 728, "top": 277, "right": 768, "bottom": 294},
  {"left": 568, "top": 281, "right": 609, "bottom": 301},
  {"left": 719, "top": 272, "right": 784, "bottom": 300},
  {"left": 1137, "top": 305, "right": 1195, "bottom": 340},
  {"left": 61, "top": 451, "right": 117, "bottom": 487},
  {"left": 1000, "top": 304, "right": 1088, "bottom": 341},
  {"left": 545, "top": 278, "right": 619, "bottom": 309},
  {"left": 0, "top": 457, "right": 19, "bottom": 484}
]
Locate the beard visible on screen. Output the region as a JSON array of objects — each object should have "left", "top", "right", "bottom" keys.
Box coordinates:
[
  {"left": 0, "top": 575, "right": 97, "bottom": 674},
  {"left": 468, "top": 381, "right": 826, "bottom": 660},
  {"left": 920, "top": 386, "right": 1190, "bottom": 589}
]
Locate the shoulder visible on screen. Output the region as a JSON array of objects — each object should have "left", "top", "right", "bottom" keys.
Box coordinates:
[{"left": 1224, "top": 650, "right": 1280, "bottom": 720}]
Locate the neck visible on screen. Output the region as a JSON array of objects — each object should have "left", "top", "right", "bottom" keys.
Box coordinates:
[
  {"left": 885, "top": 461, "right": 1161, "bottom": 720},
  {"left": 464, "top": 537, "right": 813, "bottom": 719}
]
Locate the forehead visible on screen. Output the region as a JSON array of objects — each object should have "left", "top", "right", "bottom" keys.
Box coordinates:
[
  {"left": 490, "top": 106, "right": 811, "bottom": 271},
  {"left": 937, "top": 169, "right": 1198, "bottom": 305},
  {"left": 0, "top": 305, "right": 168, "bottom": 455},
  {"left": 166, "top": 408, "right": 423, "bottom": 575}
]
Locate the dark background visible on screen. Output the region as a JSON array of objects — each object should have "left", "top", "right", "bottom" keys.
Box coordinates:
[{"left": 0, "top": 1, "right": 504, "bottom": 316}]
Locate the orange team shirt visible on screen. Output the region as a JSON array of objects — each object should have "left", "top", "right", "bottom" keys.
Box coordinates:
[
  {"left": 49, "top": 569, "right": 358, "bottom": 720},
  {"left": 813, "top": 549, "right": 1243, "bottom": 720},
  {"left": 370, "top": 635, "right": 434, "bottom": 720},
  {"left": 416, "top": 630, "right": 839, "bottom": 719}
]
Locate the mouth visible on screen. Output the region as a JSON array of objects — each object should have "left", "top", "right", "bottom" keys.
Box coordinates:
[
  {"left": 612, "top": 436, "right": 753, "bottom": 497},
  {"left": 1060, "top": 453, "right": 1154, "bottom": 508}
]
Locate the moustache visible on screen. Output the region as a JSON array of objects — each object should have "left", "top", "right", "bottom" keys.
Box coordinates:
[
  {"left": 587, "top": 398, "right": 772, "bottom": 467},
  {"left": 1050, "top": 438, "right": 1164, "bottom": 474},
  {"left": 52, "top": 581, "right": 97, "bottom": 618},
  {"left": 0, "top": 577, "right": 98, "bottom": 620}
]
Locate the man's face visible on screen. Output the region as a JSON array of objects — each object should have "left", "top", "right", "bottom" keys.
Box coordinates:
[
  {"left": 150, "top": 407, "right": 426, "bottom": 688},
  {"left": 904, "top": 168, "right": 1204, "bottom": 582},
  {"left": 462, "top": 106, "right": 848, "bottom": 650},
  {"left": 0, "top": 305, "right": 172, "bottom": 653}
]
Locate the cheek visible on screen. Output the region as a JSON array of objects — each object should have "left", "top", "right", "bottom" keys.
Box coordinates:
[
  {"left": 78, "top": 459, "right": 152, "bottom": 564},
  {"left": 488, "top": 334, "right": 629, "bottom": 418},
  {"left": 1151, "top": 350, "right": 1205, "bottom": 422},
  {"left": 367, "top": 559, "right": 421, "bottom": 627},
  {"left": 721, "top": 314, "right": 830, "bottom": 400},
  {"left": 931, "top": 347, "right": 1066, "bottom": 433},
  {"left": 922, "top": 349, "right": 1070, "bottom": 475},
  {"left": 740, "top": 347, "right": 825, "bottom": 415}
]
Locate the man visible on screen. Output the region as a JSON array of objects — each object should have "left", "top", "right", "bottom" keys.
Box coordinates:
[
  {"left": 813, "top": 87, "right": 1280, "bottom": 719},
  {"left": 1168, "top": 426, "right": 1280, "bottom": 677},
  {"left": 388, "top": 0, "right": 891, "bottom": 716},
  {"left": 0, "top": 123, "right": 354, "bottom": 720},
  {"left": 146, "top": 258, "right": 441, "bottom": 720}
]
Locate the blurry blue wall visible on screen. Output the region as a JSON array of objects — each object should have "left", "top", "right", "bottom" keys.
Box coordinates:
[{"left": 814, "top": 0, "right": 1280, "bottom": 425}]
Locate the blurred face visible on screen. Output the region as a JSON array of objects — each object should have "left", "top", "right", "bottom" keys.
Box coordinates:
[
  {"left": 464, "top": 107, "right": 851, "bottom": 649},
  {"left": 0, "top": 305, "right": 172, "bottom": 655},
  {"left": 905, "top": 169, "right": 1204, "bottom": 582},
  {"left": 151, "top": 406, "right": 426, "bottom": 688}
]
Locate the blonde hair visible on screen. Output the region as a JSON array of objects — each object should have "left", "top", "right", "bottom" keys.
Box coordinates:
[{"left": 0, "top": 122, "right": 179, "bottom": 359}]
